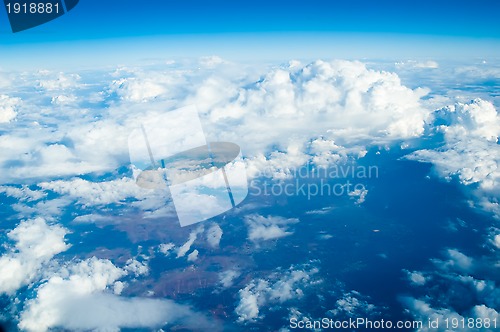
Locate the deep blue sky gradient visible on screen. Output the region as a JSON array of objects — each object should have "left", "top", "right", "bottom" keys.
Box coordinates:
[
  {"left": 1, "top": 0, "right": 499, "bottom": 43},
  {"left": 0, "top": 0, "right": 499, "bottom": 68}
]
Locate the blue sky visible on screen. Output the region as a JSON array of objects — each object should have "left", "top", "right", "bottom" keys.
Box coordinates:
[
  {"left": 1, "top": 0, "right": 499, "bottom": 68},
  {"left": 1, "top": 0, "right": 499, "bottom": 41}
]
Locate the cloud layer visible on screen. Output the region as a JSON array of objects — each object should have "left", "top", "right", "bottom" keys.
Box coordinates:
[
  {"left": 236, "top": 264, "right": 319, "bottom": 322},
  {"left": 0, "top": 218, "right": 69, "bottom": 295},
  {"left": 0, "top": 94, "right": 20, "bottom": 123},
  {"left": 19, "top": 257, "right": 214, "bottom": 331},
  {"left": 0, "top": 57, "right": 499, "bottom": 331}
]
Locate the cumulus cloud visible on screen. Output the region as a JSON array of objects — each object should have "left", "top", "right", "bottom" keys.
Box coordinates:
[
  {"left": 0, "top": 105, "right": 138, "bottom": 183},
  {"left": 3, "top": 56, "right": 500, "bottom": 332},
  {"left": 0, "top": 185, "right": 46, "bottom": 202},
  {"left": 107, "top": 68, "right": 189, "bottom": 103},
  {"left": 177, "top": 226, "right": 204, "bottom": 258},
  {"left": 235, "top": 264, "right": 319, "bottom": 322},
  {"left": 124, "top": 258, "right": 149, "bottom": 277},
  {"left": 329, "top": 291, "right": 377, "bottom": 318},
  {"left": 39, "top": 177, "right": 146, "bottom": 206},
  {"left": 187, "top": 249, "right": 199, "bottom": 262},
  {"left": 471, "top": 305, "right": 500, "bottom": 323},
  {"left": 348, "top": 187, "right": 368, "bottom": 205},
  {"left": 1, "top": 59, "right": 434, "bottom": 185},
  {"left": 432, "top": 249, "right": 474, "bottom": 273},
  {"left": 37, "top": 72, "right": 81, "bottom": 91},
  {"left": 209, "top": 60, "right": 430, "bottom": 140},
  {"left": 408, "top": 99, "right": 500, "bottom": 187},
  {"left": 435, "top": 98, "right": 499, "bottom": 141},
  {"left": 19, "top": 257, "right": 214, "bottom": 331},
  {"left": 245, "top": 214, "right": 299, "bottom": 242},
  {"left": 206, "top": 223, "right": 223, "bottom": 248},
  {"left": 159, "top": 243, "right": 176, "bottom": 256},
  {"left": 402, "top": 248, "right": 499, "bottom": 332},
  {"left": 404, "top": 270, "right": 427, "bottom": 286},
  {"left": 407, "top": 99, "right": 500, "bottom": 219},
  {"left": 110, "top": 77, "right": 165, "bottom": 102},
  {"left": 198, "top": 60, "right": 432, "bottom": 179},
  {"left": 402, "top": 297, "right": 468, "bottom": 332},
  {"left": 402, "top": 297, "right": 499, "bottom": 332},
  {"left": 0, "top": 218, "right": 69, "bottom": 294},
  {"left": 1, "top": 143, "right": 109, "bottom": 182},
  {"left": 38, "top": 177, "right": 175, "bottom": 219},
  {"left": 0, "top": 94, "right": 20, "bottom": 123},
  {"left": 11, "top": 197, "right": 72, "bottom": 220},
  {"left": 218, "top": 269, "right": 241, "bottom": 289},
  {"left": 492, "top": 233, "right": 500, "bottom": 249},
  {"left": 51, "top": 94, "right": 77, "bottom": 105}
]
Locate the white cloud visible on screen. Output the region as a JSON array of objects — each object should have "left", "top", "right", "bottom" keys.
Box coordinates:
[
  {"left": 158, "top": 243, "right": 175, "bottom": 256},
  {"left": 12, "top": 197, "right": 72, "bottom": 220},
  {"left": 19, "top": 257, "right": 215, "bottom": 331},
  {"left": 402, "top": 297, "right": 467, "bottom": 332},
  {"left": 235, "top": 264, "right": 319, "bottom": 322},
  {"left": 196, "top": 60, "right": 431, "bottom": 181},
  {"left": 64, "top": 119, "right": 132, "bottom": 171},
  {"left": 433, "top": 98, "right": 499, "bottom": 142},
  {"left": 305, "top": 207, "right": 335, "bottom": 215},
  {"left": 245, "top": 214, "right": 299, "bottom": 242},
  {"left": 37, "top": 72, "right": 81, "bottom": 91},
  {"left": 0, "top": 59, "right": 434, "bottom": 185},
  {"left": 0, "top": 185, "right": 46, "bottom": 202},
  {"left": 107, "top": 69, "right": 189, "bottom": 103},
  {"left": 3, "top": 57, "right": 500, "bottom": 331},
  {"left": 471, "top": 305, "right": 499, "bottom": 322},
  {"left": 199, "top": 55, "right": 227, "bottom": 68},
  {"left": 0, "top": 94, "right": 20, "bottom": 123},
  {"left": 402, "top": 248, "right": 499, "bottom": 332},
  {"left": 408, "top": 99, "right": 500, "bottom": 187},
  {"left": 0, "top": 109, "right": 133, "bottom": 184},
  {"left": 493, "top": 233, "right": 500, "bottom": 249},
  {"left": 72, "top": 214, "right": 109, "bottom": 224},
  {"left": 348, "top": 188, "right": 368, "bottom": 205},
  {"left": 329, "top": 291, "right": 376, "bottom": 317},
  {"left": 38, "top": 177, "right": 174, "bottom": 218},
  {"left": 187, "top": 250, "right": 199, "bottom": 262},
  {"left": 3, "top": 143, "right": 109, "bottom": 182},
  {"left": 177, "top": 226, "right": 204, "bottom": 258},
  {"left": 402, "top": 297, "right": 499, "bottom": 332},
  {"left": 51, "top": 94, "right": 77, "bottom": 105},
  {"left": 124, "top": 258, "right": 149, "bottom": 277},
  {"left": 0, "top": 218, "right": 69, "bottom": 295},
  {"left": 236, "top": 289, "right": 260, "bottom": 323},
  {"left": 218, "top": 269, "right": 240, "bottom": 289},
  {"left": 39, "top": 177, "right": 146, "bottom": 206},
  {"left": 395, "top": 60, "right": 439, "bottom": 69},
  {"left": 110, "top": 77, "right": 165, "bottom": 102},
  {"left": 454, "top": 64, "right": 500, "bottom": 83},
  {"left": 458, "top": 276, "right": 497, "bottom": 296},
  {"left": 407, "top": 99, "right": 500, "bottom": 217},
  {"left": 206, "top": 223, "right": 223, "bottom": 248},
  {"left": 113, "top": 281, "right": 126, "bottom": 295},
  {"left": 431, "top": 249, "right": 473, "bottom": 273},
  {"left": 407, "top": 271, "right": 427, "bottom": 286}
]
